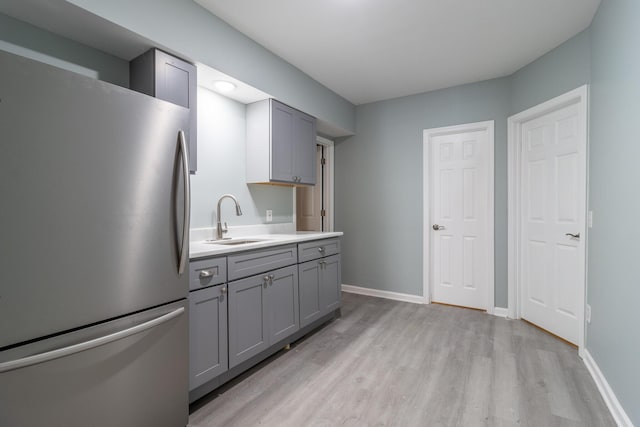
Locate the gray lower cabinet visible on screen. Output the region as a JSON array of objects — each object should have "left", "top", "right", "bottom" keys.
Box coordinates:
[
  {"left": 228, "top": 265, "right": 299, "bottom": 368},
  {"left": 189, "top": 284, "right": 228, "bottom": 391},
  {"left": 298, "top": 254, "right": 341, "bottom": 328},
  {"left": 320, "top": 254, "right": 342, "bottom": 313}
]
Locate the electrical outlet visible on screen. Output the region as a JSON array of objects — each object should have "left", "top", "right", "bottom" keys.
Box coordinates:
[
  {"left": 586, "top": 304, "right": 592, "bottom": 323},
  {"left": 588, "top": 210, "right": 593, "bottom": 228},
  {"left": 266, "top": 210, "right": 273, "bottom": 222}
]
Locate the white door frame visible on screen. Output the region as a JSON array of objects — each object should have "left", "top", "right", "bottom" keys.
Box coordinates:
[
  {"left": 423, "top": 121, "right": 495, "bottom": 313},
  {"left": 292, "top": 136, "right": 335, "bottom": 231},
  {"left": 507, "top": 85, "right": 588, "bottom": 355}
]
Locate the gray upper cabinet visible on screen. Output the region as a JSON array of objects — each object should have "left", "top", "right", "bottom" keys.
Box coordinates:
[
  {"left": 228, "top": 265, "right": 299, "bottom": 369},
  {"left": 246, "top": 99, "right": 317, "bottom": 185},
  {"left": 189, "top": 284, "right": 228, "bottom": 391},
  {"left": 130, "top": 49, "right": 198, "bottom": 173}
]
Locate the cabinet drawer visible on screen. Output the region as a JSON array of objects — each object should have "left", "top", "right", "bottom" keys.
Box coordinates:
[
  {"left": 297, "top": 238, "right": 340, "bottom": 263},
  {"left": 189, "top": 257, "right": 227, "bottom": 290},
  {"left": 227, "top": 244, "right": 297, "bottom": 281}
]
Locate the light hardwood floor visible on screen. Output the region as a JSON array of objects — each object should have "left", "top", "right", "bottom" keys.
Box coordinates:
[{"left": 189, "top": 293, "right": 615, "bottom": 427}]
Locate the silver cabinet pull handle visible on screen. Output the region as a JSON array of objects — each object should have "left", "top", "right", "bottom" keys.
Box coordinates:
[
  {"left": 199, "top": 270, "right": 214, "bottom": 279},
  {"left": 220, "top": 287, "right": 227, "bottom": 295},
  {"left": 318, "top": 247, "right": 325, "bottom": 252},
  {"left": 177, "top": 130, "right": 191, "bottom": 275},
  {"left": 433, "top": 224, "right": 445, "bottom": 231},
  {"left": 0, "top": 307, "right": 184, "bottom": 373},
  {"left": 565, "top": 232, "right": 580, "bottom": 239}
]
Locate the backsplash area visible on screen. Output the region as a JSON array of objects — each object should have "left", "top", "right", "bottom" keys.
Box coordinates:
[{"left": 190, "top": 86, "right": 293, "bottom": 230}]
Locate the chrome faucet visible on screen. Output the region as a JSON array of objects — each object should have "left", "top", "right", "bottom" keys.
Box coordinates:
[{"left": 216, "top": 194, "right": 243, "bottom": 239}]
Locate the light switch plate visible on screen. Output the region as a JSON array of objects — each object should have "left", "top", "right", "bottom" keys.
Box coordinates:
[{"left": 266, "top": 210, "right": 273, "bottom": 222}]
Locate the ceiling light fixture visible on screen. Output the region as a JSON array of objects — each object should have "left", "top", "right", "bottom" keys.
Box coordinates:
[{"left": 213, "top": 80, "right": 236, "bottom": 93}]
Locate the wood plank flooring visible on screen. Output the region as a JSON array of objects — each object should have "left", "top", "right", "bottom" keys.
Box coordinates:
[{"left": 189, "top": 293, "right": 615, "bottom": 427}]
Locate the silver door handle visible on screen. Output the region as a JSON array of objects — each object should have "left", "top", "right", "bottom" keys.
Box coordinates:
[
  {"left": 0, "top": 307, "right": 185, "bottom": 373},
  {"left": 565, "top": 232, "right": 580, "bottom": 239},
  {"left": 177, "top": 130, "right": 191, "bottom": 275},
  {"left": 318, "top": 247, "right": 325, "bottom": 253},
  {"left": 199, "top": 270, "right": 214, "bottom": 279},
  {"left": 220, "top": 287, "right": 227, "bottom": 295},
  {"left": 433, "top": 224, "right": 446, "bottom": 230}
]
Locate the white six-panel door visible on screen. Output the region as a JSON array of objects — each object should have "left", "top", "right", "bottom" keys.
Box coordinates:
[
  {"left": 425, "top": 122, "right": 494, "bottom": 311},
  {"left": 519, "top": 102, "right": 586, "bottom": 345}
]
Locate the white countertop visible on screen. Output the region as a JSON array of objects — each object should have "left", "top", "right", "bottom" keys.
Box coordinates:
[{"left": 190, "top": 231, "right": 343, "bottom": 259}]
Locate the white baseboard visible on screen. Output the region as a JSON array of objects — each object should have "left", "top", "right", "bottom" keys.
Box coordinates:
[
  {"left": 341, "top": 284, "right": 425, "bottom": 305},
  {"left": 583, "top": 350, "right": 634, "bottom": 427},
  {"left": 493, "top": 307, "right": 509, "bottom": 318}
]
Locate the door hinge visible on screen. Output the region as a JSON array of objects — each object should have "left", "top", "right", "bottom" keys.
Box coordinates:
[
  {"left": 321, "top": 157, "right": 326, "bottom": 165},
  {"left": 320, "top": 209, "right": 326, "bottom": 217}
]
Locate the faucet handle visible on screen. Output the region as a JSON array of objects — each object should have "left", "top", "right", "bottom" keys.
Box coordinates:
[{"left": 223, "top": 222, "right": 229, "bottom": 234}]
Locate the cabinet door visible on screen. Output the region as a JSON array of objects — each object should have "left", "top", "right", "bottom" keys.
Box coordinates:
[
  {"left": 228, "top": 275, "right": 269, "bottom": 368},
  {"left": 130, "top": 49, "right": 197, "bottom": 173},
  {"left": 267, "top": 265, "right": 300, "bottom": 343},
  {"left": 270, "top": 100, "right": 295, "bottom": 182},
  {"left": 298, "top": 260, "right": 323, "bottom": 328},
  {"left": 189, "top": 285, "right": 228, "bottom": 391},
  {"left": 320, "top": 255, "right": 342, "bottom": 314},
  {"left": 294, "top": 111, "right": 317, "bottom": 185},
  {"left": 153, "top": 50, "right": 198, "bottom": 173}
]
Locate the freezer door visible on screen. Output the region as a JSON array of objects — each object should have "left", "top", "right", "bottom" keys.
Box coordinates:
[
  {"left": 0, "top": 51, "right": 190, "bottom": 348},
  {"left": 0, "top": 300, "right": 188, "bottom": 427}
]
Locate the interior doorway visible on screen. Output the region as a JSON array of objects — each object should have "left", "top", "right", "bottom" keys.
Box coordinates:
[
  {"left": 296, "top": 136, "right": 334, "bottom": 232},
  {"left": 423, "top": 121, "right": 495, "bottom": 312},
  {"left": 508, "top": 85, "right": 588, "bottom": 351}
]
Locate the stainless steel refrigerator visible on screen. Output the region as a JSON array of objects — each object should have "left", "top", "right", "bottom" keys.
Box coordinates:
[{"left": 0, "top": 50, "right": 191, "bottom": 427}]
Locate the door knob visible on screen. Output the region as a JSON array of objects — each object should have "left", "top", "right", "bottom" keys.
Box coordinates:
[
  {"left": 565, "top": 232, "right": 580, "bottom": 239},
  {"left": 432, "top": 224, "right": 446, "bottom": 231}
]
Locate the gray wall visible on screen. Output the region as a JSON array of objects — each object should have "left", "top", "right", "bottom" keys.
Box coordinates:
[
  {"left": 65, "top": 0, "right": 355, "bottom": 135},
  {"left": 335, "top": 29, "right": 592, "bottom": 308},
  {"left": 0, "top": 13, "right": 128, "bottom": 86},
  {"left": 192, "top": 87, "right": 293, "bottom": 229},
  {"left": 588, "top": 1, "right": 640, "bottom": 423},
  {"left": 336, "top": 78, "right": 511, "bottom": 303},
  {"left": 510, "top": 29, "right": 591, "bottom": 115}
]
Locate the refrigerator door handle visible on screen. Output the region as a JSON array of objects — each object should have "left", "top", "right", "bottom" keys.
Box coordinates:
[
  {"left": 0, "top": 307, "right": 185, "bottom": 373},
  {"left": 177, "top": 130, "right": 190, "bottom": 275}
]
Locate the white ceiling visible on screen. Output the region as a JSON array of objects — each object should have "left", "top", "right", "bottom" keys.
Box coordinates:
[{"left": 195, "top": 0, "right": 601, "bottom": 105}]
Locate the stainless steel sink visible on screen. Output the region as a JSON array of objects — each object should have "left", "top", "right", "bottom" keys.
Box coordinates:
[{"left": 204, "top": 239, "right": 266, "bottom": 246}]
